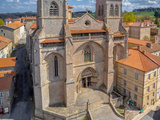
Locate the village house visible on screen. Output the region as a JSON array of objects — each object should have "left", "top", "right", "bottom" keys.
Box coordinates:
[
  {"left": 0, "top": 22, "right": 25, "bottom": 44},
  {"left": 117, "top": 49, "right": 160, "bottom": 110},
  {"left": 4, "top": 18, "right": 13, "bottom": 25},
  {"left": 0, "top": 57, "right": 16, "bottom": 114},
  {"left": 0, "top": 36, "right": 12, "bottom": 58}
]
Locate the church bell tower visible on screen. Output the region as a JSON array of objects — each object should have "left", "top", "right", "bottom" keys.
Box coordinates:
[
  {"left": 37, "top": 0, "right": 67, "bottom": 37},
  {"left": 96, "top": 0, "right": 122, "bottom": 32}
]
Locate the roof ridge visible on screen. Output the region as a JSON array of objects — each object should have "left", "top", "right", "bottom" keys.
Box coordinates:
[{"left": 138, "top": 50, "right": 146, "bottom": 71}]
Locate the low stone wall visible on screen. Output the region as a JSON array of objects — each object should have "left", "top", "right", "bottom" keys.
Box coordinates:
[{"left": 109, "top": 101, "right": 125, "bottom": 119}]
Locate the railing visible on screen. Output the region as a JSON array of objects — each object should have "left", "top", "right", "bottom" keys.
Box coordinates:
[{"left": 72, "top": 35, "right": 106, "bottom": 40}]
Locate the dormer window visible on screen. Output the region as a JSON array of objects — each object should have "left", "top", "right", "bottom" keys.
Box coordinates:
[{"left": 50, "top": 2, "right": 58, "bottom": 16}]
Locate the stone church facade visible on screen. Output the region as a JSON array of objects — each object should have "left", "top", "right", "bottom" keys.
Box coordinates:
[{"left": 31, "top": 0, "right": 128, "bottom": 119}]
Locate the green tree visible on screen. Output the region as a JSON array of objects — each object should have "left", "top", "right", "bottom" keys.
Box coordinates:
[
  {"left": 154, "top": 10, "right": 160, "bottom": 18},
  {"left": 123, "top": 12, "right": 136, "bottom": 23},
  {"left": 0, "top": 19, "right": 4, "bottom": 26},
  {"left": 144, "top": 14, "right": 151, "bottom": 20},
  {"left": 155, "top": 18, "right": 160, "bottom": 27}
]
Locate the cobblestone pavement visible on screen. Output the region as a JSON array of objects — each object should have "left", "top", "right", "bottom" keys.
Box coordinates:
[
  {"left": 45, "top": 88, "right": 121, "bottom": 120},
  {"left": 9, "top": 47, "right": 34, "bottom": 120}
]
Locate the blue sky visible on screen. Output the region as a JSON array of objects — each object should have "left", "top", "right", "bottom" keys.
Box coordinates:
[{"left": 0, "top": 0, "right": 160, "bottom": 13}]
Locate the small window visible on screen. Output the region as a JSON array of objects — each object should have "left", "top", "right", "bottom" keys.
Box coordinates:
[
  {"left": 153, "top": 83, "right": 155, "bottom": 89},
  {"left": 147, "top": 95, "right": 149, "bottom": 101},
  {"left": 134, "top": 94, "right": 137, "bottom": 100},
  {"left": 102, "top": 5, "right": 104, "bottom": 16},
  {"left": 54, "top": 56, "right": 58, "bottom": 77},
  {"left": 124, "top": 88, "right": 126, "bottom": 95},
  {"left": 0, "top": 93, "right": 2, "bottom": 98},
  {"left": 98, "top": 6, "right": 101, "bottom": 16},
  {"left": 154, "top": 71, "right": 156, "bottom": 77},
  {"left": 153, "top": 92, "right": 155, "bottom": 98},
  {"left": 50, "top": 2, "right": 58, "bottom": 16},
  {"left": 1, "top": 30, "right": 3, "bottom": 32},
  {"left": 85, "top": 20, "right": 91, "bottom": 27},
  {"left": 148, "top": 74, "right": 150, "bottom": 80},
  {"left": 3, "top": 33, "right": 5, "bottom": 36},
  {"left": 110, "top": 4, "right": 114, "bottom": 16},
  {"left": 84, "top": 46, "right": 92, "bottom": 62},
  {"left": 0, "top": 100, "right": 3, "bottom": 105},
  {"left": 135, "top": 73, "right": 138, "bottom": 80},
  {"left": 135, "top": 85, "right": 138, "bottom": 92},
  {"left": 124, "top": 80, "right": 126, "bottom": 86},
  {"left": 147, "top": 86, "right": 150, "bottom": 93},
  {"left": 124, "top": 68, "right": 127, "bottom": 75},
  {"left": 115, "top": 4, "right": 119, "bottom": 16}
]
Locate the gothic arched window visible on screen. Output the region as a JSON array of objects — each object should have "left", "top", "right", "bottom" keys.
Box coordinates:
[
  {"left": 84, "top": 46, "right": 92, "bottom": 62},
  {"left": 54, "top": 56, "right": 58, "bottom": 76},
  {"left": 110, "top": 4, "right": 114, "bottom": 16},
  {"left": 50, "top": 2, "right": 58, "bottom": 16},
  {"left": 115, "top": 4, "right": 119, "bottom": 16},
  {"left": 102, "top": 5, "right": 104, "bottom": 16},
  {"left": 98, "top": 6, "right": 101, "bottom": 16}
]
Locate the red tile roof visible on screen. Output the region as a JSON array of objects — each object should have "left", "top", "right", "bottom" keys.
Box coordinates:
[
  {"left": 30, "top": 23, "right": 37, "bottom": 29},
  {"left": 0, "top": 71, "right": 15, "bottom": 78},
  {"left": 5, "top": 18, "right": 12, "bottom": 21},
  {"left": 40, "top": 39, "right": 65, "bottom": 44},
  {"left": 5, "top": 22, "right": 24, "bottom": 29},
  {"left": 0, "top": 36, "right": 12, "bottom": 50},
  {"left": 71, "top": 29, "right": 106, "bottom": 34},
  {"left": 117, "top": 49, "right": 159, "bottom": 72},
  {"left": 122, "top": 21, "right": 156, "bottom": 27},
  {"left": 0, "top": 57, "right": 16, "bottom": 68},
  {"left": 114, "top": 34, "right": 126, "bottom": 38},
  {"left": 68, "top": 6, "right": 73, "bottom": 9},
  {"left": 0, "top": 77, "right": 13, "bottom": 90},
  {"left": 128, "top": 38, "right": 152, "bottom": 46},
  {"left": 21, "top": 16, "right": 36, "bottom": 20}
]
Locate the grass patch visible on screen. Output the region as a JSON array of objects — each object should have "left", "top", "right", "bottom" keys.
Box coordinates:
[
  {"left": 82, "top": 117, "right": 88, "bottom": 120},
  {"left": 133, "top": 11, "right": 155, "bottom": 20},
  {"left": 116, "top": 108, "right": 124, "bottom": 115},
  {"left": 11, "top": 50, "right": 16, "bottom": 57}
]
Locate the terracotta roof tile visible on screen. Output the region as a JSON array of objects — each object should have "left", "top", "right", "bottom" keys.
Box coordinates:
[
  {"left": 128, "top": 38, "right": 152, "bottom": 46},
  {"left": 0, "top": 77, "right": 13, "bottom": 90},
  {"left": 117, "top": 49, "right": 159, "bottom": 72},
  {"left": 40, "top": 39, "right": 65, "bottom": 44},
  {"left": 5, "top": 22, "right": 24, "bottom": 29},
  {"left": 30, "top": 22, "right": 37, "bottom": 29},
  {"left": 139, "top": 43, "right": 160, "bottom": 53},
  {"left": 5, "top": 18, "right": 12, "bottom": 21},
  {"left": 21, "top": 16, "right": 36, "bottom": 20},
  {"left": 114, "top": 34, "right": 126, "bottom": 38},
  {"left": 0, "top": 36, "right": 12, "bottom": 50},
  {"left": 71, "top": 29, "right": 106, "bottom": 34},
  {"left": 0, "top": 71, "right": 15, "bottom": 78},
  {"left": 68, "top": 6, "right": 73, "bottom": 9},
  {"left": 0, "top": 57, "right": 16, "bottom": 68}
]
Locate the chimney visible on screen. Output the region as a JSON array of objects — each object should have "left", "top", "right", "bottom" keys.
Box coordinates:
[
  {"left": 137, "top": 45, "right": 142, "bottom": 51},
  {"left": 146, "top": 43, "right": 153, "bottom": 48},
  {"left": 4, "top": 73, "right": 9, "bottom": 77},
  {"left": 154, "top": 36, "right": 159, "bottom": 43},
  {"left": 141, "top": 23, "right": 144, "bottom": 27},
  {"left": 142, "top": 50, "right": 146, "bottom": 54}
]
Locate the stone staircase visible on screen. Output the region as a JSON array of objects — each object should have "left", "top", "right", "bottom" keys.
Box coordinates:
[{"left": 76, "top": 88, "right": 122, "bottom": 120}]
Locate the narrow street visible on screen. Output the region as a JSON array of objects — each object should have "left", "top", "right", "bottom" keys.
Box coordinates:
[{"left": 9, "top": 47, "right": 34, "bottom": 120}]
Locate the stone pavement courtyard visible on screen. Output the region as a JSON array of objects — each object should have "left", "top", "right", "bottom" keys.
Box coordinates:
[{"left": 44, "top": 88, "right": 121, "bottom": 120}]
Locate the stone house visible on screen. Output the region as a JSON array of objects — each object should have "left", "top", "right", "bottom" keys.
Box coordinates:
[
  {"left": 123, "top": 22, "right": 152, "bottom": 41},
  {"left": 128, "top": 37, "right": 152, "bottom": 49},
  {"left": 0, "top": 57, "right": 16, "bottom": 114},
  {"left": 0, "top": 22, "right": 25, "bottom": 44},
  {"left": 4, "top": 18, "right": 13, "bottom": 25},
  {"left": 29, "top": 0, "right": 128, "bottom": 119},
  {"left": 0, "top": 36, "right": 12, "bottom": 58},
  {"left": 21, "top": 17, "right": 36, "bottom": 31},
  {"left": 117, "top": 49, "right": 160, "bottom": 110}
]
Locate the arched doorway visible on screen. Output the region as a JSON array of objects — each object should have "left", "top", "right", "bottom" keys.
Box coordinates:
[{"left": 81, "top": 67, "right": 98, "bottom": 88}]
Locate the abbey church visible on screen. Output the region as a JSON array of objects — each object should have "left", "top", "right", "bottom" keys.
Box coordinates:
[{"left": 31, "top": 0, "right": 128, "bottom": 119}]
